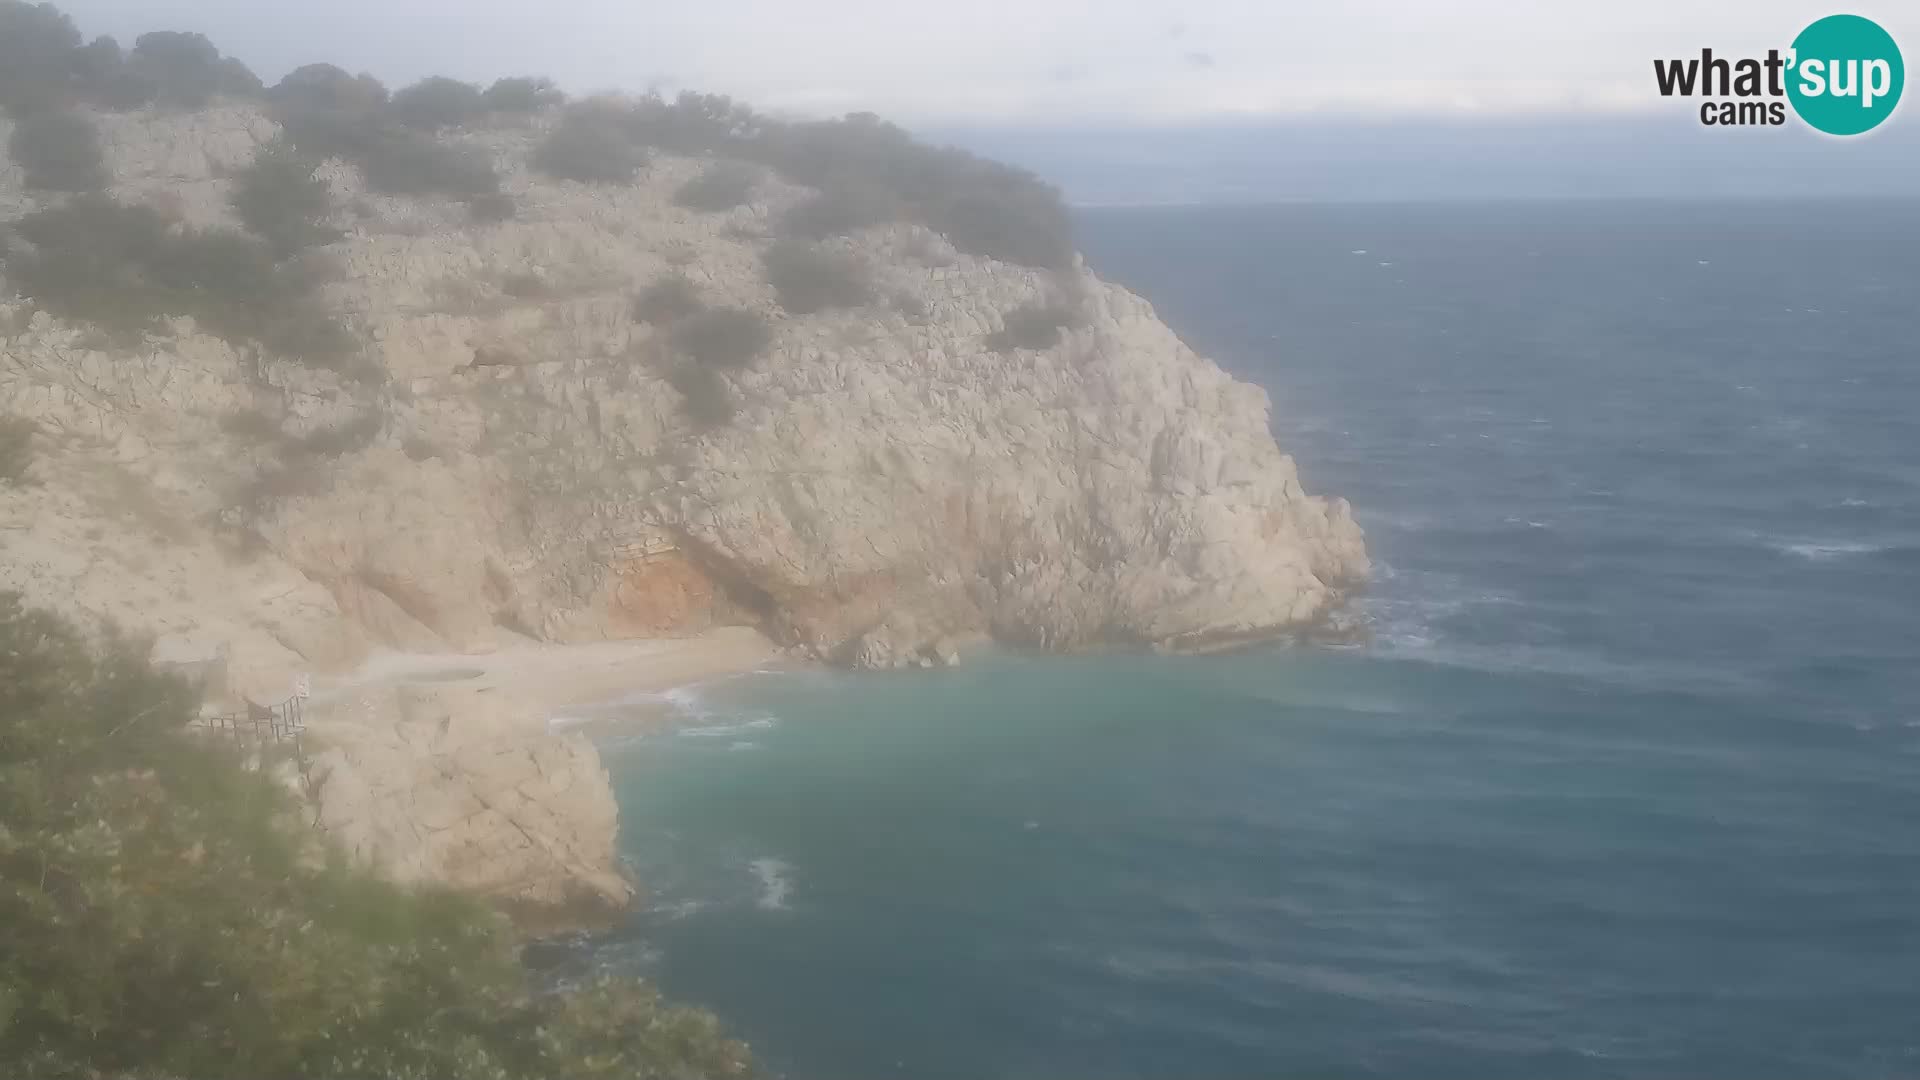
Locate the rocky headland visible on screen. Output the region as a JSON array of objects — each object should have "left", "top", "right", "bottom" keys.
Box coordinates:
[{"left": 0, "top": 66, "right": 1365, "bottom": 926}]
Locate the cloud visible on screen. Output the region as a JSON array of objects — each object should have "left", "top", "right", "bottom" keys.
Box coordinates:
[{"left": 47, "top": 0, "right": 1920, "bottom": 126}]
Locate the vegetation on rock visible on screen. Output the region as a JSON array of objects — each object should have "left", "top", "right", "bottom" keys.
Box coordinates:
[
  {"left": 6, "top": 108, "right": 107, "bottom": 192},
  {"left": 673, "top": 307, "right": 773, "bottom": 371},
  {"left": 674, "top": 161, "right": 759, "bottom": 213},
  {"left": 482, "top": 76, "right": 564, "bottom": 115},
  {"left": 986, "top": 301, "right": 1082, "bottom": 352},
  {"left": 533, "top": 108, "right": 648, "bottom": 185},
  {"left": 632, "top": 273, "right": 705, "bottom": 325},
  {"left": 230, "top": 140, "right": 340, "bottom": 257},
  {"left": 0, "top": 416, "right": 35, "bottom": 485},
  {"left": 3, "top": 195, "right": 353, "bottom": 364},
  {"left": 762, "top": 240, "right": 873, "bottom": 315},
  {"left": 668, "top": 364, "right": 737, "bottom": 428},
  {"left": 0, "top": 596, "right": 755, "bottom": 1080},
  {"left": 388, "top": 76, "right": 485, "bottom": 130}
]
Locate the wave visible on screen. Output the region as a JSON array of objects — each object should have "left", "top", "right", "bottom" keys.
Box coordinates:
[
  {"left": 1768, "top": 538, "right": 1899, "bottom": 562},
  {"left": 749, "top": 857, "right": 795, "bottom": 911}
]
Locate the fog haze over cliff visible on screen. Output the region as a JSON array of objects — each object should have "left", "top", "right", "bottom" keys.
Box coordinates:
[{"left": 941, "top": 115, "right": 1920, "bottom": 206}]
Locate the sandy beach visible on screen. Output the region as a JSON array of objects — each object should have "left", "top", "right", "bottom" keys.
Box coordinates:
[{"left": 311, "top": 625, "right": 786, "bottom": 727}]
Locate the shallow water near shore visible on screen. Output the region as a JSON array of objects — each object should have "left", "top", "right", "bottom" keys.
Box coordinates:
[{"left": 556, "top": 200, "right": 1920, "bottom": 1079}]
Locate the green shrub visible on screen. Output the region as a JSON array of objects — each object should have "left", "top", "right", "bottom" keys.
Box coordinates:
[
  {"left": 778, "top": 180, "right": 899, "bottom": 239},
  {"left": 675, "top": 160, "right": 759, "bottom": 212},
  {"left": 5, "top": 196, "right": 354, "bottom": 365},
  {"left": 0, "top": 415, "right": 35, "bottom": 485},
  {"left": 533, "top": 110, "right": 645, "bottom": 185},
  {"left": 0, "top": 1, "right": 82, "bottom": 113},
  {"left": 269, "top": 65, "right": 390, "bottom": 162},
  {"left": 467, "top": 191, "right": 516, "bottom": 224},
  {"left": 230, "top": 141, "right": 338, "bottom": 257},
  {"left": 0, "top": 595, "right": 755, "bottom": 1080},
  {"left": 672, "top": 306, "right": 771, "bottom": 370},
  {"left": 632, "top": 273, "right": 703, "bottom": 325},
  {"left": 623, "top": 90, "right": 756, "bottom": 154},
  {"left": 69, "top": 34, "right": 144, "bottom": 108},
  {"left": 762, "top": 240, "right": 872, "bottom": 315},
  {"left": 481, "top": 75, "right": 562, "bottom": 114},
  {"left": 270, "top": 63, "right": 388, "bottom": 113},
  {"left": 129, "top": 30, "right": 256, "bottom": 109},
  {"left": 7, "top": 108, "right": 107, "bottom": 192},
  {"left": 748, "top": 112, "right": 1075, "bottom": 270},
  {"left": 931, "top": 184, "right": 1075, "bottom": 272},
  {"left": 668, "top": 363, "right": 736, "bottom": 426},
  {"left": 358, "top": 131, "right": 500, "bottom": 199},
  {"left": 986, "top": 300, "right": 1081, "bottom": 352},
  {"left": 389, "top": 76, "right": 484, "bottom": 130}
]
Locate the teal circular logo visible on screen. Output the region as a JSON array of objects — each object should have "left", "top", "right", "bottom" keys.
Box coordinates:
[{"left": 1787, "top": 14, "right": 1904, "bottom": 135}]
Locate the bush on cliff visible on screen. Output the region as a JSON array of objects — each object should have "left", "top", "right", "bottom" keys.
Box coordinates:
[
  {"left": 7, "top": 107, "right": 107, "bottom": 192},
  {"left": 0, "top": 415, "right": 36, "bottom": 485},
  {"left": 778, "top": 181, "right": 899, "bottom": 240},
  {"left": 633, "top": 273, "right": 704, "bottom": 325},
  {"left": 669, "top": 363, "right": 737, "bottom": 427},
  {"left": 0, "top": 594, "right": 755, "bottom": 1080},
  {"left": 0, "top": 0, "right": 83, "bottom": 113},
  {"left": 752, "top": 113, "right": 1075, "bottom": 270},
  {"left": 128, "top": 30, "right": 260, "bottom": 109},
  {"left": 623, "top": 90, "right": 756, "bottom": 154},
  {"left": 762, "top": 240, "right": 873, "bottom": 315},
  {"left": 675, "top": 160, "right": 760, "bottom": 212},
  {"left": 357, "top": 131, "right": 501, "bottom": 200},
  {"left": 230, "top": 140, "right": 340, "bottom": 257},
  {"left": 270, "top": 63, "right": 389, "bottom": 115},
  {"left": 986, "top": 300, "right": 1082, "bottom": 352},
  {"left": 4, "top": 196, "right": 354, "bottom": 363},
  {"left": 673, "top": 307, "right": 772, "bottom": 370},
  {"left": 482, "top": 75, "right": 564, "bottom": 115},
  {"left": 389, "top": 76, "right": 484, "bottom": 130},
  {"left": 533, "top": 108, "right": 647, "bottom": 185}
]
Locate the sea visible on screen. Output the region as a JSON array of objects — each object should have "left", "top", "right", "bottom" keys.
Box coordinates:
[{"left": 543, "top": 200, "right": 1920, "bottom": 1079}]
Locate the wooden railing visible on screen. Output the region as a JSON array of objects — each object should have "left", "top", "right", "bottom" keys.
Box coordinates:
[{"left": 196, "top": 693, "right": 306, "bottom": 748}]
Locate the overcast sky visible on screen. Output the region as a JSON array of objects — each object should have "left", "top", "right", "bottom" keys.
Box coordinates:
[{"left": 47, "top": 1, "right": 1920, "bottom": 126}]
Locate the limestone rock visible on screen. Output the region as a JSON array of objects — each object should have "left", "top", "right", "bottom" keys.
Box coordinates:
[{"left": 302, "top": 683, "right": 633, "bottom": 924}]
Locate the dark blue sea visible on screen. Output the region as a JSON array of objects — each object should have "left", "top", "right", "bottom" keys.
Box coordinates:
[{"left": 567, "top": 201, "right": 1920, "bottom": 1079}]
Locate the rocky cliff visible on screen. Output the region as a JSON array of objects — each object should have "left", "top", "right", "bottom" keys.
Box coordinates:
[{"left": 0, "top": 97, "right": 1365, "bottom": 921}]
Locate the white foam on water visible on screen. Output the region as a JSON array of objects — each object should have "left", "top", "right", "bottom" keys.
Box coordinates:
[
  {"left": 654, "top": 898, "right": 705, "bottom": 921},
  {"left": 749, "top": 857, "right": 794, "bottom": 911},
  {"left": 1773, "top": 539, "right": 1888, "bottom": 562},
  {"left": 678, "top": 715, "right": 777, "bottom": 739}
]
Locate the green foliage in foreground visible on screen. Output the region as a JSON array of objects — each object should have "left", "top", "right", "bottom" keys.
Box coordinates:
[{"left": 0, "top": 595, "right": 754, "bottom": 1080}]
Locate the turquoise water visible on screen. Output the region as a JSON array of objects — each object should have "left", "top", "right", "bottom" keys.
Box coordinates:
[{"left": 555, "top": 201, "right": 1920, "bottom": 1079}]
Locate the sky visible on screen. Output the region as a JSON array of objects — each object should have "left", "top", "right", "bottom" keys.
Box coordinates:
[{"left": 47, "top": 0, "right": 1920, "bottom": 201}]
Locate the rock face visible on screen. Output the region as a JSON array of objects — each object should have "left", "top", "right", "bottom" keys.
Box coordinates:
[
  {"left": 0, "top": 99, "right": 1366, "bottom": 912},
  {"left": 301, "top": 683, "right": 632, "bottom": 929}
]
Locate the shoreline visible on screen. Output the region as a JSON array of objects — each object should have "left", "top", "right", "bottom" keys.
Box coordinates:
[{"left": 311, "top": 624, "right": 789, "bottom": 728}]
